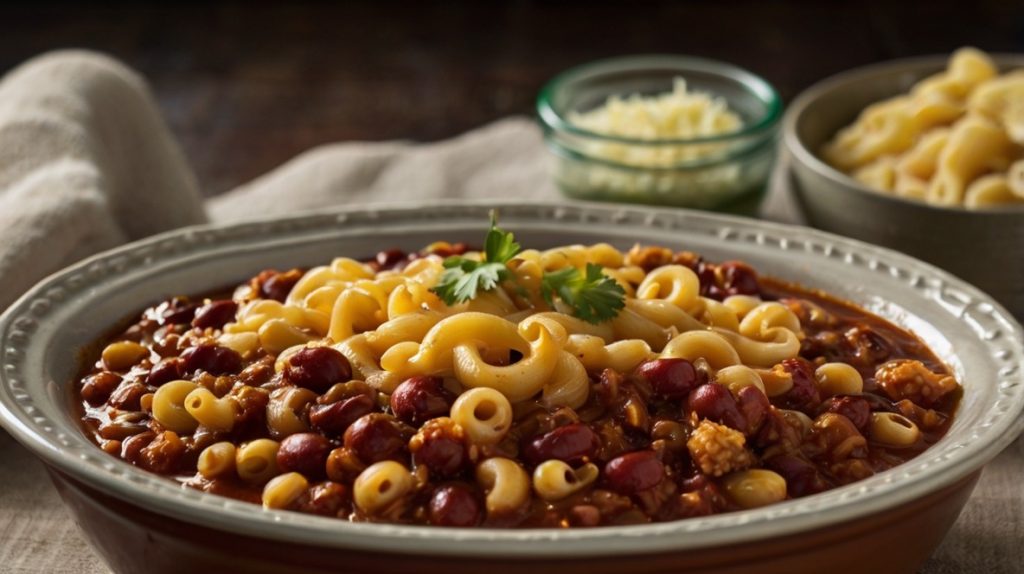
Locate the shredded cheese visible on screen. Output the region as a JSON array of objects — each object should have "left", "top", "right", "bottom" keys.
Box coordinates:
[{"left": 568, "top": 78, "right": 744, "bottom": 167}]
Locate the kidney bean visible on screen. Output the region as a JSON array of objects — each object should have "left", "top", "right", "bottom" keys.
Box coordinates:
[
  {"left": 151, "top": 332, "right": 182, "bottom": 358},
  {"left": 344, "top": 413, "right": 407, "bottom": 464},
  {"left": 522, "top": 423, "right": 600, "bottom": 466},
  {"left": 285, "top": 347, "right": 352, "bottom": 393},
  {"left": 375, "top": 249, "right": 408, "bottom": 270},
  {"left": 277, "top": 433, "right": 332, "bottom": 479},
  {"left": 98, "top": 417, "right": 148, "bottom": 441},
  {"left": 390, "top": 376, "right": 455, "bottom": 426},
  {"left": 121, "top": 431, "right": 156, "bottom": 465},
  {"left": 261, "top": 269, "right": 303, "bottom": 302},
  {"left": 694, "top": 260, "right": 718, "bottom": 297},
  {"left": 719, "top": 261, "right": 760, "bottom": 296},
  {"left": 764, "top": 454, "right": 829, "bottom": 497},
  {"left": 736, "top": 386, "right": 770, "bottom": 435},
  {"left": 146, "top": 297, "right": 199, "bottom": 326},
  {"left": 310, "top": 394, "right": 375, "bottom": 437},
  {"left": 429, "top": 484, "right": 482, "bottom": 527},
  {"left": 634, "top": 358, "right": 703, "bottom": 400},
  {"left": 604, "top": 451, "right": 665, "bottom": 495},
  {"left": 181, "top": 345, "right": 242, "bottom": 376},
  {"left": 415, "top": 435, "right": 467, "bottom": 477},
  {"left": 81, "top": 372, "right": 122, "bottom": 406},
  {"left": 192, "top": 300, "right": 239, "bottom": 330},
  {"left": 778, "top": 358, "right": 821, "bottom": 413},
  {"left": 147, "top": 358, "right": 184, "bottom": 387},
  {"left": 687, "top": 384, "right": 748, "bottom": 432},
  {"left": 822, "top": 395, "right": 871, "bottom": 431},
  {"left": 108, "top": 382, "right": 149, "bottom": 411},
  {"left": 411, "top": 419, "right": 468, "bottom": 477}
]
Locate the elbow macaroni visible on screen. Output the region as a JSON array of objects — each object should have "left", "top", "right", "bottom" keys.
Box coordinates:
[
  {"left": 476, "top": 457, "right": 531, "bottom": 517},
  {"left": 532, "top": 460, "right": 599, "bottom": 502},
  {"left": 353, "top": 461, "right": 415, "bottom": 514},
  {"left": 213, "top": 243, "right": 878, "bottom": 483},
  {"left": 814, "top": 363, "right": 864, "bottom": 397},
  {"left": 197, "top": 442, "right": 237, "bottom": 479},
  {"left": 152, "top": 380, "right": 200, "bottom": 434},
  {"left": 868, "top": 412, "right": 922, "bottom": 447},
  {"left": 235, "top": 439, "right": 280, "bottom": 484},
  {"left": 450, "top": 387, "right": 513, "bottom": 445},
  {"left": 262, "top": 472, "right": 309, "bottom": 509},
  {"left": 265, "top": 387, "right": 317, "bottom": 439},
  {"left": 245, "top": 243, "right": 825, "bottom": 413},
  {"left": 184, "top": 388, "right": 237, "bottom": 432},
  {"left": 823, "top": 47, "right": 1024, "bottom": 209}
]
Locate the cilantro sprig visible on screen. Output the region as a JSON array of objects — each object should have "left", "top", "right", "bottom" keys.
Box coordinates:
[
  {"left": 429, "top": 213, "right": 625, "bottom": 324},
  {"left": 541, "top": 263, "right": 626, "bottom": 324},
  {"left": 429, "top": 213, "right": 520, "bottom": 305}
]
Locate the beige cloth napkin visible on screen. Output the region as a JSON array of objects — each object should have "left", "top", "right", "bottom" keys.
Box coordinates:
[{"left": 0, "top": 51, "right": 1018, "bottom": 574}]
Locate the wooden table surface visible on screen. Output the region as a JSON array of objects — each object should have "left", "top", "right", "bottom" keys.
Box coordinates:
[{"left": 4, "top": 0, "right": 1023, "bottom": 194}]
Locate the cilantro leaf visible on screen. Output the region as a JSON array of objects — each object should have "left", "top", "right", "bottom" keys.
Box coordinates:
[
  {"left": 431, "top": 258, "right": 510, "bottom": 305},
  {"left": 484, "top": 211, "right": 520, "bottom": 264},
  {"left": 429, "top": 213, "right": 626, "bottom": 323},
  {"left": 541, "top": 263, "right": 626, "bottom": 324},
  {"left": 539, "top": 267, "right": 576, "bottom": 308},
  {"left": 430, "top": 213, "right": 520, "bottom": 305}
]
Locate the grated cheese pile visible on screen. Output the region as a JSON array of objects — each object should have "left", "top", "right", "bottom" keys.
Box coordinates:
[{"left": 567, "top": 78, "right": 743, "bottom": 166}]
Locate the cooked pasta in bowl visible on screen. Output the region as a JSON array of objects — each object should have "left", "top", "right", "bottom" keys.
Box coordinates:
[
  {"left": 1, "top": 203, "right": 1022, "bottom": 574},
  {"left": 822, "top": 48, "right": 1024, "bottom": 209},
  {"left": 784, "top": 49, "right": 1024, "bottom": 319}
]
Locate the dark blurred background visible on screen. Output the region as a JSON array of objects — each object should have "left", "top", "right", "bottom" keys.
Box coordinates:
[{"left": 4, "top": 0, "right": 1023, "bottom": 195}]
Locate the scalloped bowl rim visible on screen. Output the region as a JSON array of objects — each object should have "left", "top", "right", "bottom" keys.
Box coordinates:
[
  {"left": 0, "top": 200, "right": 1022, "bottom": 558},
  {"left": 783, "top": 52, "right": 1024, "bottom": 216}
]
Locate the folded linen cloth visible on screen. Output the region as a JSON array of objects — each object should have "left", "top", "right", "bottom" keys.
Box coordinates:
[
  {"left": 0, "top": 50, "right": 1017, "bottom": 574},
  {"left": 0, "top": 51, "right": 207, "bottom": 312}
]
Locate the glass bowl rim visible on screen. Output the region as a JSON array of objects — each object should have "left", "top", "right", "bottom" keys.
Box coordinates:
[{"left": 536, "top": 54, "right": 783, "bottom": 146}]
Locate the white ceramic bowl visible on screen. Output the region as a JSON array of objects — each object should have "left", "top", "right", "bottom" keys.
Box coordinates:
[{"left": 1, "top": 201, "right": 1022, "bottom": 574}]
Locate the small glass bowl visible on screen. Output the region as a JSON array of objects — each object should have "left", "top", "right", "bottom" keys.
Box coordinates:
[{"left": 537, "top": 55, "right": 782, "bottom": 213}]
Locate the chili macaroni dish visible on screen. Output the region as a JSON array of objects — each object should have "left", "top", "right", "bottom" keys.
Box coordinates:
[{"left": 77, "top": 236, "right": 960, "bottom": 527}]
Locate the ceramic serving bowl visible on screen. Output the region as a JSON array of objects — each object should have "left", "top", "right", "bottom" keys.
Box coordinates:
[
  {"left": 783, "top": 54, "right": 1024, "bottom": 319},
  {"left": 1, "top": 202, "right": 1023, "bottom": 574}
]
